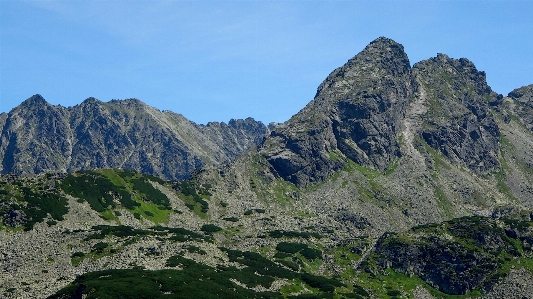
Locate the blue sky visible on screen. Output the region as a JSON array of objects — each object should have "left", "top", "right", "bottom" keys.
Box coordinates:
[{"left": 1, "top": 1, "right": 532, "bottom": 124}]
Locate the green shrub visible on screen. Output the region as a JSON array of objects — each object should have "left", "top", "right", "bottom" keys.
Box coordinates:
[
  {"left": 387, "top": 290, "right": 402, "bottom": 296},
  {"left": 91, "top": 242, "right": 109, "bottom": 254},
  {"left": 223, "top": 217, "right": 239, "bottom": 222},
  {"left": 201, "top": 224, "right": 222, "bottom": 234},
  {"left": 131, "top": 177, "right": 170, "bottom": 207},
  {"left": 71, "top": 252, "right": 85, "bottom": 258},
  {"left": 276, "top": 242, "right": 322, "bottom": 260},
  {"left": 301, "top": 273, "right": 343, "bottom": 293},
  {"left": 185, "top": 245, "right": 207, "bottom": 255},
  {"left": 269, "top": 230, "right": 322, "bottom": 239},
  {"left": 15, "top": 185, "right": 68, "bottom": 230},
  {"left": 61, "top": 172, "right": 141, "bottom": 212},
  {"left": 276, "top": 242, "right": 307, "bottom": 254}
]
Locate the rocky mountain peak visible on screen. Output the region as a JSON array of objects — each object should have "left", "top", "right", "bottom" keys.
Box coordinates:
[
  {"left": 18, "top": 94, "right": 49, "bottom": 109},
  {"left": 261, "top": 37, "right": 414, "bottom": 187},
  {"left": 509, "top": 84, "right": 533, "bottom": 105},
  {"left": 413, "top": 54, "right": 500, "bottom": 173},
  {"left": 314, "top": 37, "right": 411, "bottom": 101},
  {"left": 505, "top": 84, "right": 533, "bottom": 132},
  {"left": 109, "top": 98, "right": 146, "bottom": 108},
  {"left": 358, "top": 36, "right": 410, "bottom": 71},
  {"left": 261, "top": 36, "right": 510, "bottom": 186},
  {"left": 80, "top": 97, "right": 101, "bottom": 105}
]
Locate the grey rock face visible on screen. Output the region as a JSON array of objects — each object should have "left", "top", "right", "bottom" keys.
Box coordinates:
[
  {"left": 1, "top": 95, "right": 73, "bottom": 174},
  {"left": 0, "top": 113, "right": 7, "bottom": 134},
  {"left": 413, "top": 54, "right": 500, "bottom": 173},
  {"left": 0, "top": 95, "right": 269, "bottom": 180},
  {"left": 507, "top": 84, "right": 533, "bottom": 131},
  {"left": 261, "top": 38, "right": 503, "bottom": 187},
  {"left": 261, "top": 37, "right": 415, "bottom": 187},
  {"left": 374, "top": 217, "right": 527, "bottom": 295}
]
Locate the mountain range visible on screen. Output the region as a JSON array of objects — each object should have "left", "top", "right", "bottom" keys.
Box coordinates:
[
  {"left": 0, "top": 96, "right": 270, "bottom": 180},
  {"left": 0, "top": 37, "right": 532, "bottom": 299}
]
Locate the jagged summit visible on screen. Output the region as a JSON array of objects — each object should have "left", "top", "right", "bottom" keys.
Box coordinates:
[
  {"left": 260, "top": 37, "right": 508, "bottom": 186},
  {"left": 412, "top": 53, "right": 500, "bottom": 173},
  {"left": 509, "top": 84, "right": 533, "bottom": 103},
  {"left": 261, "top": 37, "right": 414, "bottom": 187},
  {"left": 313, "top": 36, "right": 411, "bottom": 103},
  {"left": 80, "top": 97, "right": 101, "bottom": 104},
  {"left": 505, "top": 84, "right": 533, "bottom": 132},
  {"left": 18, "top": 94, "right": 48, "bottom": 108}
]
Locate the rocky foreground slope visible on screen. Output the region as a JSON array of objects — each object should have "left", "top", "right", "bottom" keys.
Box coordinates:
[
  {"left": 0, "top": 96, "right": 269, "bottom": 180},
  {"left": 1, "top": 37, "right": 533, "bottom": 298}
]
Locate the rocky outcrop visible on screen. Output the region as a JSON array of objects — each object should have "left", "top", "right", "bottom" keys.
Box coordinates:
[
  {"left": 413, "top": 54, "right": 500, "bottom": 173},
  {"left": 0, "top": 113, "right": 7, "bottom": 134},
  {"left": 506, "top": 84, "right": 533, "bottom": 131},
  {"left": 0, "top": 95, "right": 269, "bottom": 180},
  {"left": 374, "top": 216, "right": 532, "bottom": 295},
  {"left": 261, "top": 37, "right": 415, "bottom": 187}
]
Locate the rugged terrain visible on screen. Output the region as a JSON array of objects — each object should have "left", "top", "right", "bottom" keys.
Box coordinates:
[
  {"left": 1, "top": 37, "right": 532, "bottom": 299},
  {"left": 0, "top": 97, "right": 269, "bottom": 180}
]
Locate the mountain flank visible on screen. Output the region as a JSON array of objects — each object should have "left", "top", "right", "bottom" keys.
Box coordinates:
[{"left": 0, "top": 96, "right": 269, "bottom": 180}]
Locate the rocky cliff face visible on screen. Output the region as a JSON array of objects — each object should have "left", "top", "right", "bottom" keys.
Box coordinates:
[
  {"left": 261, "top": 37, "right": 415, "bottom": 187},
  {"left": 506, "top": 84, "right": 533, "bottom": 131},
  {"left": 261, "top": 37, "right": 503, "bottom": 188},
  {"left": 0, "top": 96, "right": 268, "bottom": 180},
  {"left": 413, "top": 54, "right": 500, "bottom": 173}
]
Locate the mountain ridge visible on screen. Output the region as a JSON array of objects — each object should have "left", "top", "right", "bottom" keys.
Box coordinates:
[{"left": 0, "top": 95, "right": 269, "bottom": 180}]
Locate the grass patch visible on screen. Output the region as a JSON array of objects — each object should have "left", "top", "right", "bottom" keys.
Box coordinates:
[
  {"left": 176, "top": 181, "right": 210, "bottom": 218},
  {"left": 131, "top": 201, "right": 172, "bottom": 225}
]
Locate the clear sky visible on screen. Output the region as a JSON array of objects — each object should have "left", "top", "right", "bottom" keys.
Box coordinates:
[{"left": 1, "top": 1, "right": 532, "bottom": 124}]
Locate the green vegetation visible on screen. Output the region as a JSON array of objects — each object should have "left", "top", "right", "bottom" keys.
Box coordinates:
[
  {"left": 5, "top": 183, "right": 69, "bottom": 231},
  {"left": 222, "top": 216, "right": 239, "bottom": 222},
  {"left": 201, "top": 224, "right": 222, "bottom": 234},
  {"left": 61, "top": 171, "right": 131, "bottom": 212},
  {"left": 82, "top": 224, "right": 208, "bottom": 243},
  {"left": 434, "top": 183, "right": 454, "bottom": 218},
  {"left": 269, "top": 230, "right": 322, "bottom": 239},
  {"left": 21, "top": 187, "right": 68, "bottom": 230},
  {"left": 417, "top": 137, "right": 452, "bottom": 170},
  {"left": 1, "top": 143, "right": 531, "bottom": 299},
  {"left": 130, "top": 177, "right": 170, "bottom": 208},
  {"left": 495, "top": 135, "right": 519, "bottom": 202},
  {"left": 184, "top": 245, "right": 207, "bottom": 255},
  {"left": 176, "top": 181, "right": 210, "bottom": 218},
  {"left": 276, "top": 242, "right": 322, "bottom": 260},
  {"left": 328, "top": 238, "right": 370, "bottom": 267},
  {"left": 49, "top": 266, "right": 283, "bottom": 299},
  {"left": 60, "top": 169, "right": 174, "bottom": 224},
  {"left": 70, "top": 251, "right": 85, "bottom": 266},
  {"left": 52, "top": 247, "right": 353, "bottom": 299},
  {"left": 367, "top": 216, "right": 533, "bottom": 296}
]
